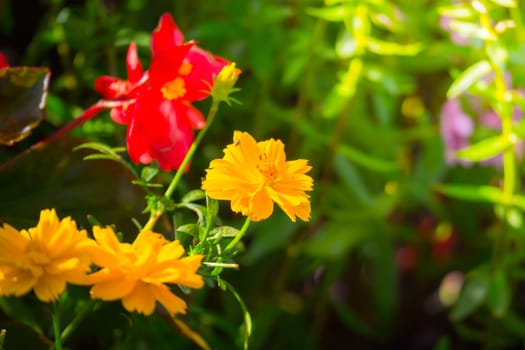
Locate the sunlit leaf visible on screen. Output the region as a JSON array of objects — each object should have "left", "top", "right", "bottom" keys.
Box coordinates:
[
  {"left": 488, "top": 0, "right": 517, "bottom": 7},
  {"left": 306, "top": 5, "right": 348, "bottom": 21},
  {"left": 0, "top": 67, "right": 50, "bottom": 145},
  {"left": 455, "top": 135, "right": 511, "bottom": 161},
  {"left": 447, "top": 60, "right": 491, "bottom": 98},
  {"left": 365, "top": 38, "right": 422, "bottom": 56}
]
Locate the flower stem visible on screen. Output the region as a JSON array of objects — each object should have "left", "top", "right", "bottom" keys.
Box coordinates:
[
  {"left": 51, "top": 303, "right": 62, "bottom": 350},
  {"left": 60, "top": 300, "right": 97, "bottom": 344},
  {"left": 143, "top": 99, "right": 221, "bottom": 231},
  {"left": 224, "top": 217, "right": 251, "bottom": 253}
]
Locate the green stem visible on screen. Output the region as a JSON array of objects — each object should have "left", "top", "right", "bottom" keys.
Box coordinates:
[
  {"left": 224, "top": 218, "right": 251, "bottom": 253},
  {"left": 143, "top": 99, "right": 221, "bottom": 231},
  {"left": 51, "top": 303, "right": 62, "bottom": 350},
  {"left": 60, "top": 300, "right": 97, "bottom": 344}
]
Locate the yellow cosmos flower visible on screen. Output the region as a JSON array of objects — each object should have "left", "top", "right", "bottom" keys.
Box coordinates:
[
  {"left": 0, "top": 209, "right": 93, "bottom": 302},
  {"left": 87, "top": 227, "right": 204, "bottom": 316},
  {"left": 202, "top": 131, "right": 313, "bottom": 222}
]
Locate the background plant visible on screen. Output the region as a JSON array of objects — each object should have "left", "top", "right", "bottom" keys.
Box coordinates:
[{"left": 2, "top": 0, "right": 525, "bottom": 349}]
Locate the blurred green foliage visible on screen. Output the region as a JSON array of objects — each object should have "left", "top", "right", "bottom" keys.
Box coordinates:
[{"left": 3, "top": 0, "right": 525, "bottom": 349}]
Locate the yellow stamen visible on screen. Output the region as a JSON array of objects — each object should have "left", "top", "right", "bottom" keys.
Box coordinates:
[
  {"left": 161, "top": 78, "right": 186, "bottom": 100},
  {"left": 178, "top": 61, "right": 193, "bottom": 76}
]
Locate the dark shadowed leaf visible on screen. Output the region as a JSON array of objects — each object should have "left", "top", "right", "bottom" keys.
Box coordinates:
[
  {"left": 0, "top": 137, "right": 147, "bottom": 237},
  {"left": 0, "top": 67, "right": 50, "bottom": 145}
]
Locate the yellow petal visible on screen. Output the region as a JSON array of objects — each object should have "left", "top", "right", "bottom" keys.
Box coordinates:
[
  {"left": 121, "top": 282, "right": 156, "bottom": 315},
  {"left": 249, "top": 188, "right": 274, "bottom": 221},
  {"left": 33, "top": 274, "right": 66, "bottom": 302},
  {"left": 151, "top": 284, "right": 187, "bottom": 316},
  {"left": 90, "top": 273, "right": 137, "bottom": 300}
]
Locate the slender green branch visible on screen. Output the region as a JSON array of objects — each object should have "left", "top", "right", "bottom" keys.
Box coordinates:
[
  {"left": 143, "top": 99, "right": 221, "bottom": 231},
  {"left": 60, "top": 300, "right": 97, "bottom": 344},
  {"left": 224, "top": 218, "right": 251, "bottom": 253},
  {"left": 51, "top": 303, "right": 62, "bottom": 350}
]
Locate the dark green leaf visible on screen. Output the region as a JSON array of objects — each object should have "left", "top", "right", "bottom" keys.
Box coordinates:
[{"left": 0, "top": 67, "right": 50, "bottom": 145}]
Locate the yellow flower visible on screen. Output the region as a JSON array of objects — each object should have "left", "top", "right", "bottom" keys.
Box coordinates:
[
  {"left": 0, "top": 209, "right": 93, "bottom": 302},
  {"left": 87, "top": 227, "right": 204, "bottom": 316},
  {"left": 202, "top": 131, "right": 313, "bottom": 222}
]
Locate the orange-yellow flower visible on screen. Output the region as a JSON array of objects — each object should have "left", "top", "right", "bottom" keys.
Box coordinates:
[
  {"left": 87, "top": 226, "right": 203, "bottom": 316},
  {"left": 0, "top": 209, "right": 93, "bottom": 302},
  {"left": 202, "top": 131, "right": 313, "bottom": 222}
]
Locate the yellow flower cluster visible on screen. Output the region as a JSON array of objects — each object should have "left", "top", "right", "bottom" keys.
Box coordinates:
[
  {"left": 202, "top": 131, "right": 313, "bottom": 222},
  {"left": 0, "top": 209, "right": 203, "bottom": 317}
]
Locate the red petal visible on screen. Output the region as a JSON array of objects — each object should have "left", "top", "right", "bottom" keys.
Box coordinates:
[
  {"left": 151, "top": 13, "right": 185, "bottom": 56},
  {"left": 95, "top": 76, "right": 130, "bottom": 99},
  {"left": 0, "top": 53, "right": 9, "bottom": 68},
  {"left": 149, "top": 43, "right": 193, "bottom": 86},
  {"left": 110, "top": 106, "right": 132, "bottom": 124},
  {"left": 182, "top": 47, "right": 228, "bottom": 101},
  {"left": 126, "top": 42, "right": 143, "bottom": 84},
  {"left": 180, "top": 103, "right": 206, "bottom": 129},
  {"left": 126, "top": 110, "right": 153, "bottom": 166},
  {"left": 131, "top": 88, "right": 196, "bottom": 170}
]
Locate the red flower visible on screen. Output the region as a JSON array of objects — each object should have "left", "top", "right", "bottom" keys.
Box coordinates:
[
  {"left": 0, "top": 53, "right": 8, "bottom": 68},
  {"left": 95, "top": 13, "right": 228, "bottom": 171}
]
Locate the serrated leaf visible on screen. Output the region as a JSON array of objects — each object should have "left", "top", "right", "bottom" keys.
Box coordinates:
[
  {"left": 456, "top": 135, "right": 511, "bottom": 161},
  {"left": 182, "top": 189, "right": 206, "bottom": 203},
  {"left": 447, "top": 60, "right": 492, "bottom": 98},
  {"left": 140, "top": 166, "right": 159, "bottom": 182},
  {"left": 451, "top": 273, "right": 489, "bottom": 321},
  {"left": 207, "top": 226, "right": 239, "bottom": 240},
  {"left": 176, "top": 224, "right": 198, "bottom": 236},
  {"left": 0, "top": 67, "right": 50, "bottom": 145}
]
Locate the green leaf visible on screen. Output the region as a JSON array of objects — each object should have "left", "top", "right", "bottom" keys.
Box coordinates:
[
  {"left": 488, "top": 0, "right": 517, "bottom": 7},
  {"left": 338, "top": 144, "right": 400, "bottom": 173},
  {"left": 140, "top": 166, "right": 159, "bottom": 182},
  {"left": 455, "top": 135, "right": 511, "bottom": 161},
  {"left": 182, "top": 189, "right": 206, "bottom": 203},
  {"left": 0, "top": 67, "right": 50, "bottom": 145},
  {"left": 447, "top": 60, "right": 492, "bottom": 98},
  {"left": 435, "top": 184, "right": 525, "bottom": 211},
  {"left": 365, "top": 38, "right": 422, "bottom": 56},
  {"left": 435, "top": 184, "right": 504, "bottom": 204},
  {"left": 334, "top": 154, "right": 373, "bottom": 205},
  {"left": 207, "top": 226, "right": 239, "bottom": 241},
  {"left": 306, "top": 5, "right": 348, "bottom": 21},
  {"left": 451, "top": 273, "right": 489, "bottom": 321},
  {"left": 438, "top": 4, "right": 476, "bottom": 19},
  {"left": 176, "top": 224, "right": 198, "bottom": 237},
  {"left": 487, "top": 270, "right": 510, "bottom": 318},
  {"left": 0, "top": 297, "right": 43, "bottom": 334}
]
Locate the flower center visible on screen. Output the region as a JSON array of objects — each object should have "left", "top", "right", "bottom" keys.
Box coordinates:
[
  {"left": 257, "top": 154, "right": 277, "bottom": 184},
  {"left": 161, "top": 77, "right": 186, "bottom": 100}
]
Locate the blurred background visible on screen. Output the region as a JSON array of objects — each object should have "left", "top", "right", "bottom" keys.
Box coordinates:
[{"left": 2, "top": 0, "right": 525, "bottom": 349}]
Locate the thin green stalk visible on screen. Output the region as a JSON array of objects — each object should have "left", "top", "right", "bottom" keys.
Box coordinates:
[
  {"left": 60, "top": 300, "right": 97, "bottom": 344},
  {"left": 143, "top": 99, "right": 221, "bottom": 231},
  {"left": 51, "top": 303, "right": 62, "bottom": 350},
  {"left": 224, "top": 218, "right": 251, "bottom": 253}
]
